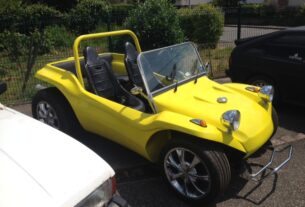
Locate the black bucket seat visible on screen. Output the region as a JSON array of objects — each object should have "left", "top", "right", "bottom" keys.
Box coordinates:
[
  {"left": 124, "top": 42, "right": 144, "bottom": 88},
  {"left": 84, "top": 47, "right": 145, "bottom": 112}
]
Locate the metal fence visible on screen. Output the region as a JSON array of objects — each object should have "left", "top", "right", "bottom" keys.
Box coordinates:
[{"left": 0, "top": 7, "right": 293, "bottom": 105}]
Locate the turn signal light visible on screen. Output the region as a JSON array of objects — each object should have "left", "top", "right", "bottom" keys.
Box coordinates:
[
  {"left": 190, "top": 119, "right": 207, "bottom": 127},
  {"left": 246, "top": 86, "right": 260, "bottom": 93}
]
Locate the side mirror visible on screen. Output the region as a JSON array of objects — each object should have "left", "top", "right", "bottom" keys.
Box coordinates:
[
  {"left": 130, "top": 86, "right": 143, "bottom": 96},
  {"left": 0, "top": 82, "right": 7, "bottom": 95}
]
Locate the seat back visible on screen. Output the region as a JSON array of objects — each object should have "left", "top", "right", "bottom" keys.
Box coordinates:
[
  {"left": 84, "top": 47, "right": 120, "bottom": 101},
  {"left": 124, "top": 42, "right": 144, "bottom": 87},
  {"left": 84, "top": 47, "right": 146, "bottom": 112}
]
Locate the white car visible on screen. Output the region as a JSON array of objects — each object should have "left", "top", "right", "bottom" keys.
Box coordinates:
[{"left": 0, "top": 82, "right": 127, "bottom": 207}]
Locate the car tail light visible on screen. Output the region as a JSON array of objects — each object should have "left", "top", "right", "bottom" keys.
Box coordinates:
[{"left": 111, "top": 176, "right": 117, "bottom": 195}]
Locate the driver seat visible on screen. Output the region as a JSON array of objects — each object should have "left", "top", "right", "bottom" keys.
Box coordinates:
[{"left": 84, "top": 47, "right": 145, "bottom": 112}]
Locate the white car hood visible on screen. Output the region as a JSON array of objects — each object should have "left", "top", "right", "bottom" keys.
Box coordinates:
[{"left": 0, "top": 105, "right": 114, "bottom": 207}]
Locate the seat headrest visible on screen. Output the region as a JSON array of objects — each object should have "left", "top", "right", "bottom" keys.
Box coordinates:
[
  {"left": 125, "top": 42, "right": 138, "bottom": 61},
  {"left": 84, "top": 47, "right": 99, "bottom": 66}
]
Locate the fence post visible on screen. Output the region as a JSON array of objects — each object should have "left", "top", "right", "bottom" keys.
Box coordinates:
[
  {"left": 107, "top": 13, "right": 113, "bottom": 51},
  {"left": 237, "top": 3, "right": 241, "bottom": 40}
]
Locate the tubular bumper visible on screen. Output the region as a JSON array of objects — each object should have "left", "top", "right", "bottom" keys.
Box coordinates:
[{"left": 246, "top": 145, "right": 293, "bottom": 182}]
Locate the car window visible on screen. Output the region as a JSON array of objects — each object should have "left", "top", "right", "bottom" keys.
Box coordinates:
[
  {"left": 270, "top": 33, "right": 305, "bottom": 47},
  {"left": 265, "top": 45, "right": 305, "bottom": 61}
]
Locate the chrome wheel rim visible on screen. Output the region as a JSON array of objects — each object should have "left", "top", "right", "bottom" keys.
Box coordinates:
[
  {"left": 164, "top": 147, "right": 211, "bottom": 199},
  {"left": 36, "top": 101, "right": 60, "bottom": 129}
]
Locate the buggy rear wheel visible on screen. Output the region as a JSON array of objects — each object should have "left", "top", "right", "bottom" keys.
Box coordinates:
[{"left": 32, "top": 87, "right": 80, "bottom": 136}]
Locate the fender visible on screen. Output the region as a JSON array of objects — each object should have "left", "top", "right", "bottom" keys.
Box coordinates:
[{"left": 149, "top": 111, "right": 247, "bottom": 154}]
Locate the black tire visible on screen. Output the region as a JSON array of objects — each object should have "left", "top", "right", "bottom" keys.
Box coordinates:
[
  {"left": 161, "top": 139, "right": 231, "bottom": 205},
  {"left": 247, "top": 75, "right": 279, "bottom": 105},
  {"left": 271, "top": 107, "right": 279, "bottom": 137},
  {"left": 32, "top": 87, "right": 80, "bottom": 136}
]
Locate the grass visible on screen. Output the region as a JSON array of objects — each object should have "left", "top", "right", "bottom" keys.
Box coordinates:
[
  {"left": 0, "top": 48, "right": 74, "bottom": 105},
  {"left": 199, "top": 44, "right": 234, "bottom": 78},
  {"left": 0, "top": 44, "right": 234, "bottom": 105}
]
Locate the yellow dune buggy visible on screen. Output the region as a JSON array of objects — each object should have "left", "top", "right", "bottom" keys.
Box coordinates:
[{"left": 32, "top": 30, "right": 292, "bottom": 205}]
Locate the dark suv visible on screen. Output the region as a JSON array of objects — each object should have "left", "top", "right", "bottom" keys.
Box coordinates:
[{"left": 227, "top": 26, "right": 305, "bottom": 105}]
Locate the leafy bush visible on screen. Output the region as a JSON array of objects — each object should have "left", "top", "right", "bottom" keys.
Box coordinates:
[
  {"left": 0, "top": 0, "right": 22, "bottom": 13},
  {"left": 124, "top": 0, "right": 184, "bottom": 50},
  {"left": 211, "top": 0, "right": 240, "bottom": 7},
  {"left": 224, "top": 4, "right": 305, "bottom": 26},
  {"left": 178, "top": 8, "right": 194, "bottom": 42},
  {"left": 0, "top": 3, "right": 62, "bottom": 91},
  {"left": 45, "top": 25, "right": 75, "bottom": 49},
  {"left": 25, "top": 0, "right": 78, "bottom": 12},
  {"left": 68, "top": 0, "right": 110, "bottom": 34},
  {"left": 0, "top": 3, "right": 62, "bottom": 34},
  {"left": 179, "top": 4, "right": 224, "bottom": 48},
  {"left": 21, "top": 4, "right": 62, "bottom": 34}
]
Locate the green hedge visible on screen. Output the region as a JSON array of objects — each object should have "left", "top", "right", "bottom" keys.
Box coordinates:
[
  {"left": 0, "top": 4, "right": 62, "bottom": 33},
  {"left": 224, "top": 4, "right": 305, "bottom": 26},
  {"left": 124, "top": 0, "right": 184, "bottom": 50},
  {"left": 179, "top": 4, "right": 224, "bottom": 48},
  {"left": 68, "top": 0, "right": 110, "bottom": 34}
]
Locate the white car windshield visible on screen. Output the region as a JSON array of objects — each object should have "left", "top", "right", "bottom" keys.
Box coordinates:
[{"left": 138, "top": 42, "right": 206, "bottom": 94}]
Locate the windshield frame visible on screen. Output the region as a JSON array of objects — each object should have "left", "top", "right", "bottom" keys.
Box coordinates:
[{"left": 137, "top": 42, "right": 207, "bottom": 97}]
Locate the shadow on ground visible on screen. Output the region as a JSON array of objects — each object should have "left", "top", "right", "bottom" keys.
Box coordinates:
[{"left": 276, "top": 104, "right": 305, "bottom": 134}]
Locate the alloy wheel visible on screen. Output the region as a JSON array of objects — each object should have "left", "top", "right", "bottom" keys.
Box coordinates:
[
  {"left": 164, "top": 147, "right": 211, "bottom": 199},
  {"left": 36, "top": 101, "right": 60, "bottom": 129}
]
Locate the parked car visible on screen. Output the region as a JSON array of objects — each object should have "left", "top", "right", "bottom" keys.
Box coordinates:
[
  {"left": 227, "top": 26, "right": 305, "bottom": 105},
  {"left": 32, "top": 30, "right": 291, "bottom": 205},
  {"left": 0, "top": 81, "right": 127, "bottom": 207}
]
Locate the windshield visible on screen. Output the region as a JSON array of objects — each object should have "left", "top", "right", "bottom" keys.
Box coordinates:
[{"left": 138, "top": 42, "right": 206, "bottom": 94}]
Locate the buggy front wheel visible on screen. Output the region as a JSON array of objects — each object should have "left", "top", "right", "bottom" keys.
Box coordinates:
[{"left": 161, "top": 139, "right": 231, "bottom": 205}]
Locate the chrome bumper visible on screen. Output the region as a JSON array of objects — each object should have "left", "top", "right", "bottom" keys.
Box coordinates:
[{"left": 245, "top": 145, "right": 293, "bottom": 182}]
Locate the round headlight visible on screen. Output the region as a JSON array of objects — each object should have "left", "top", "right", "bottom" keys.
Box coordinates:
[
  {"left": 259, "top": 85, "right": 274, "bottom": 102},
  {"left": 221, "top": 110, "right": 240, "bottom": 131}
]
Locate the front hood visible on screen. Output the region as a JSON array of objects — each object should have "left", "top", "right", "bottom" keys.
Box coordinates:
[
  {"left": 154, "top": 77, "right": 273, "bottom": 140},
  {"left": 0, "top": 105, "right": 114, "bottom": 207}
]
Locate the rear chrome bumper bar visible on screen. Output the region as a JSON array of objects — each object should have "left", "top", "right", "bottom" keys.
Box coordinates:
[{"left": 246, "top": 145, "right": 293, "bottom": 182}]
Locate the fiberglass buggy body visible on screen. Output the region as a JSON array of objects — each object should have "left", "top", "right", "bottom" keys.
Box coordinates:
[{"left": 32, "top": 30, "right": 291, "bottom": 205}]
